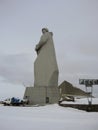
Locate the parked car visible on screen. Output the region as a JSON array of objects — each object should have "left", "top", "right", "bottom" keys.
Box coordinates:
[{"left": 2, "top": 97, "right": 29, "bottom": 106}]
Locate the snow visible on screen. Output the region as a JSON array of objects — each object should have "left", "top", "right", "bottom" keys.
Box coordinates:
[
  {"left": 61, "top": 98, "right": 98, "bottom": 104},
  {"left": 0, "top": 104, "right": 98, "bottom": 130}
]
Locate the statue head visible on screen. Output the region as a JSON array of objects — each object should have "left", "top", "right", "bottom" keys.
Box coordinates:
[{"left": 42, "top": 28, "right": 49, "bottom": 34}]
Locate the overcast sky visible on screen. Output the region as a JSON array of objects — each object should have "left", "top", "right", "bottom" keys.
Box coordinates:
[{"left": 0, "top": 0, "right": 98, "bottom": 96}]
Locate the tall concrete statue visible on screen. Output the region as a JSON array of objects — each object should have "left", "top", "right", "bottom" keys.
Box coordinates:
[
  {"left": 34, "top": 28, "right": 59, "bottom": 87},
  {"left": 24, "top": 28, "right": 59, "bottom": 104}
]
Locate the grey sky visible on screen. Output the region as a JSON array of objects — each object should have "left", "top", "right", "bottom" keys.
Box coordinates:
[{"left": 0, "top": 0, "right": 98, "bottom": 96}]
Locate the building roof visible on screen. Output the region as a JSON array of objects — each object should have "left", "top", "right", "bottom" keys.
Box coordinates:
[{"left": 59, "top": 81, "right": 90, "bottom": 97}]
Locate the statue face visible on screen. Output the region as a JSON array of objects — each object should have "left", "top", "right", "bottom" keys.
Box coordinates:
[{"left": 42, "top": 29, "right": 47, "bottom": 34}]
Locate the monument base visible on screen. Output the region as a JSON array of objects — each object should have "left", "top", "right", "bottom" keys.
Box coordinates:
[{"left": 24, "top": 86, "right": 60, "bottom": 105}]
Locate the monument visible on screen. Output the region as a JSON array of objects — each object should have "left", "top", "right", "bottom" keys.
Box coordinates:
[
  {"left": 24, "top": 28, "right": 59, "bottom": 104},
  {"left": 34, "top": 28, "right": 59, "bottom": 87}
]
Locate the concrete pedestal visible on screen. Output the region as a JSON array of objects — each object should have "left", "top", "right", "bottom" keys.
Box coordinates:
[{"left": 24, "top": 86, "right": 59, "bottom": 105}]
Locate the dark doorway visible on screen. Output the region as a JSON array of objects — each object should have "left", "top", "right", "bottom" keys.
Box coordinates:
[{"left": 46, "top": 97, "right": 49, "bottom": 103}]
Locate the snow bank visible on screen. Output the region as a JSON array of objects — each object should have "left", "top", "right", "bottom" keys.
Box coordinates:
[{"left": 0, "top": 104, "right": 98, "bottom": 130}]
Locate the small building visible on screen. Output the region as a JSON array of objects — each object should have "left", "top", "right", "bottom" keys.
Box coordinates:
[{"left": 59, "top": 81, "right": 90, "bottom": 101}]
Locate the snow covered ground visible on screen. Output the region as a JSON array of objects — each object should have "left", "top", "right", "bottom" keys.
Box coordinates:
[
  {"left": 61, "top": 97, "right": 98, "bottom": 104},
  {"left": 0, "top": 104, "right": 98, "bottom": 130}
]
